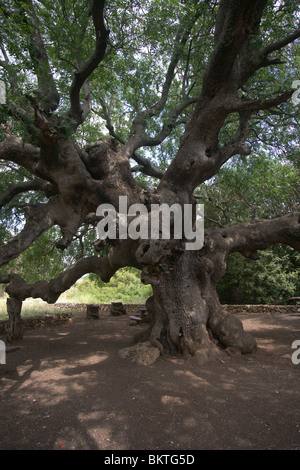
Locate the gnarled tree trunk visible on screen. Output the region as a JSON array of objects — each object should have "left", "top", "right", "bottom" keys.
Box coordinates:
[
  {"left": 133, "top": 212, "right": 299, "bottom": 362},
  {"left": 136, "top": 246, "right": 257, "bottom": 363},
  {"left": 5, "top": 297, "right": 23, "bottom": 343},
  {"left": 0, "top": 0, "right": 299, "bottom": 357}
]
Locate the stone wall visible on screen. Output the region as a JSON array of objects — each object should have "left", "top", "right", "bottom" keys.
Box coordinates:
[
  {"left": 0, "top": 312, "right": 72, "bottom": 335},
  {"left": 54, "top": 302, "right": 300, "bottom": 315},
  {"left": 0, "top": 303, "right": 299, "bottom": 336},
  {"left": 223, "top": 304, "right": 300, "bottom": 315},
  {"left": 54, "top": 302, "right": 145, "bottom": 313}
]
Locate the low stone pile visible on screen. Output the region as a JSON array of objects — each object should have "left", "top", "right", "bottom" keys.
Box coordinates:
[
  {"left": 0, "top": 303, "right": 299, "bottom": 337},
  {"left": 224, "top": 304, "right": 300, "bottom": 315},
  {"left": 0, "top": 312, "right": 72, "bottom": 335}
]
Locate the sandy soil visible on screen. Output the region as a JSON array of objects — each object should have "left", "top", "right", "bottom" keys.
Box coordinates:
[{"left": 0, "top": 308, "right": 300, "bottom": 450}]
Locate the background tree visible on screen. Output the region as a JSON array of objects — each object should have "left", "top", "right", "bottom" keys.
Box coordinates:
[
  {"left": 0, "top": 0, "right": 299, "bottom": 362},
  {"left": 197, "top": 152, "right": 299, "bottom": 304}
]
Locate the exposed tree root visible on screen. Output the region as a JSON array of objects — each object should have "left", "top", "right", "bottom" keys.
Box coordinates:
[{"left": 134, "top": 294, "right": 257, "bottom": 365}]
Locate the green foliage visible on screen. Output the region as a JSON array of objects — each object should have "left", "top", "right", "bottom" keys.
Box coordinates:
[
  {"left": 198, "top": 153, "right": 300, "bottom": 304},
  {"left": 0, "top": 0, "right": 299, "bottom": 306},
  {"left": 0, "top": 220, "right": 99, "bottom": 283},
  {"left": 0, "top": 298, "right": 80, "bottom": 320},
  {"left": 65, "top": 267, "right": 152, "bottom": 304},
  {"left": 197, "top": 152, "right": 299, "bottom": 227},
  {"left": 218, "top": 248, "right": 300, "bottom": 305}
]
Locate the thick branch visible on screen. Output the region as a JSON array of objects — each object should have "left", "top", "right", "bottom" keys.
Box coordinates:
[
  {"left": 216, "top": 213, "right": 300, "bottom": 257},
  {"left": 236, "top": 23, "right": 300, "bottom": 89},
  {"left": 121, "top": 11, "right": 199, "bottom": 156},
  {"left": 0, "top": 201, "right": 58, "bottom": 267},
  {"left": 0, "top": 179, "right": 56, "bottom": 208},
  {"left": 160, "top": 88, "right": 281, "bottom": 193},
  {"left": 231, "top": 90, "right": 293, "bottom": 113},
  {"left": 216, "top": 111, "right": 252, "bottom": 166},
  {"left": 157, "top": 1, "right": 272, "bottom": 195},
  {"left": 158, "top": 7, "right": 296, "bottom": 196},
  {"left": 0, "top": 135, "right": 40, "bottom": 177},
  {"left": 134, "top": 22, "right": 195, "bottom": 123},
  {"left": 23, "top": 0, "right": 60, "bottom": 111},
  {"left": 121, "top": 96, "right": 197, "bottom": 157},
  {"left": 97, "top": 98, "right": 164, "bottom": 179},
  {"left": 68, "top": 0, "right": 108, "bottom": 126},
  {"left": 129, "top": 155, "right": 164, "bottom": 179},
  {"left": 0, "top": 239, "right": 140, "bottom": 303},
  {"left": 0, "top": 257, "right": 109, "bottom": 303},
  {"left": 140, "top": 97, "right": 198, "bottom": 148},
  {"left": 202, "top": 0, "right": 261, "bottom": 98},
  {"left": 262, "top": 28, "right": 300, "bottom": 56}
]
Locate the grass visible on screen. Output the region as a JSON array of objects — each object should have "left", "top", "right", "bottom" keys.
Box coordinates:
[
  {"left": 0, "top": 268, "right": 152, "bottom": 320},
  {"left": 0, "top": 298, "right": 78, "bottom": 320}
]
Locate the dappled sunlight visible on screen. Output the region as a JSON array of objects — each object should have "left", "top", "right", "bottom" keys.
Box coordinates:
[
  {"left": 173, "top": 368, "right": 210, "bottom": 386},
  {"left": 161, "top": 395, "right": 190, "bottom": 406},
  {"left": 1, "top": 311, "right": 300, "bottom": 449},
  {"left": 0, "top": 0, "right": 299, "bottom": 451},
  {"left": 257, "top": 338, "right": 277, "bottom": 351}
]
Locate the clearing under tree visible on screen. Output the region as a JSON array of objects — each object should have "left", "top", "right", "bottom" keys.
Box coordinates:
[{"left": 0, "top": 0, "right": 299, "bottom": 363}]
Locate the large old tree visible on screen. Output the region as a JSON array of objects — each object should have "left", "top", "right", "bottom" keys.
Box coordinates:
[{"left": 0, "top": 0, "right": 299, "bottom": 361}]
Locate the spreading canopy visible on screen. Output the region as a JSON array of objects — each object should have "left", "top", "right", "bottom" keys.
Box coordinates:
[{"left": 0, "top": 0, "right": 299, "bottom": 355}]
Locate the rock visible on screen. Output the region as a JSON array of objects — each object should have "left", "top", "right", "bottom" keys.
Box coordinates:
[
  {"left": 110, "top": 302, "right": 127, "bottom": 316},
  {"left": 86, "top": 304, "right": 100, "bottom": 319},
  {"left": 119, "top": 341, "right": 160, "bottom": 365}
]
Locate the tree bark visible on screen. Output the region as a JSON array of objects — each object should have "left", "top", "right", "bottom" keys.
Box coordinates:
[
  {"left": 5, "top": 297, "right": 23, "bottom": 343},
  {"left": 135, "top": 213, "right": 300, "bottom": 361},
  {"left": 0, "top": 0, "right": 299, "bottom": 357},
  {"left": 136, "top": 247, "right": 257, "bottom": 363}
]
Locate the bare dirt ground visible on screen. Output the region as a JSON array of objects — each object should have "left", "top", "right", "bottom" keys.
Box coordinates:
[{"left": 1, "top": 308, "right": 300, "bottom": 451}]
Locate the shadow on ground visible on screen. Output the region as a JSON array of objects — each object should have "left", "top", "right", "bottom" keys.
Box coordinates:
[{"left": 1, "top": 309, "right": 300, "bottom": 450}]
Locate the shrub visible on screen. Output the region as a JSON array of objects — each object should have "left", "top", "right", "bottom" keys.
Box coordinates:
[{"left": 65, "top": 267, "right": 152, "bottom": 304}]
